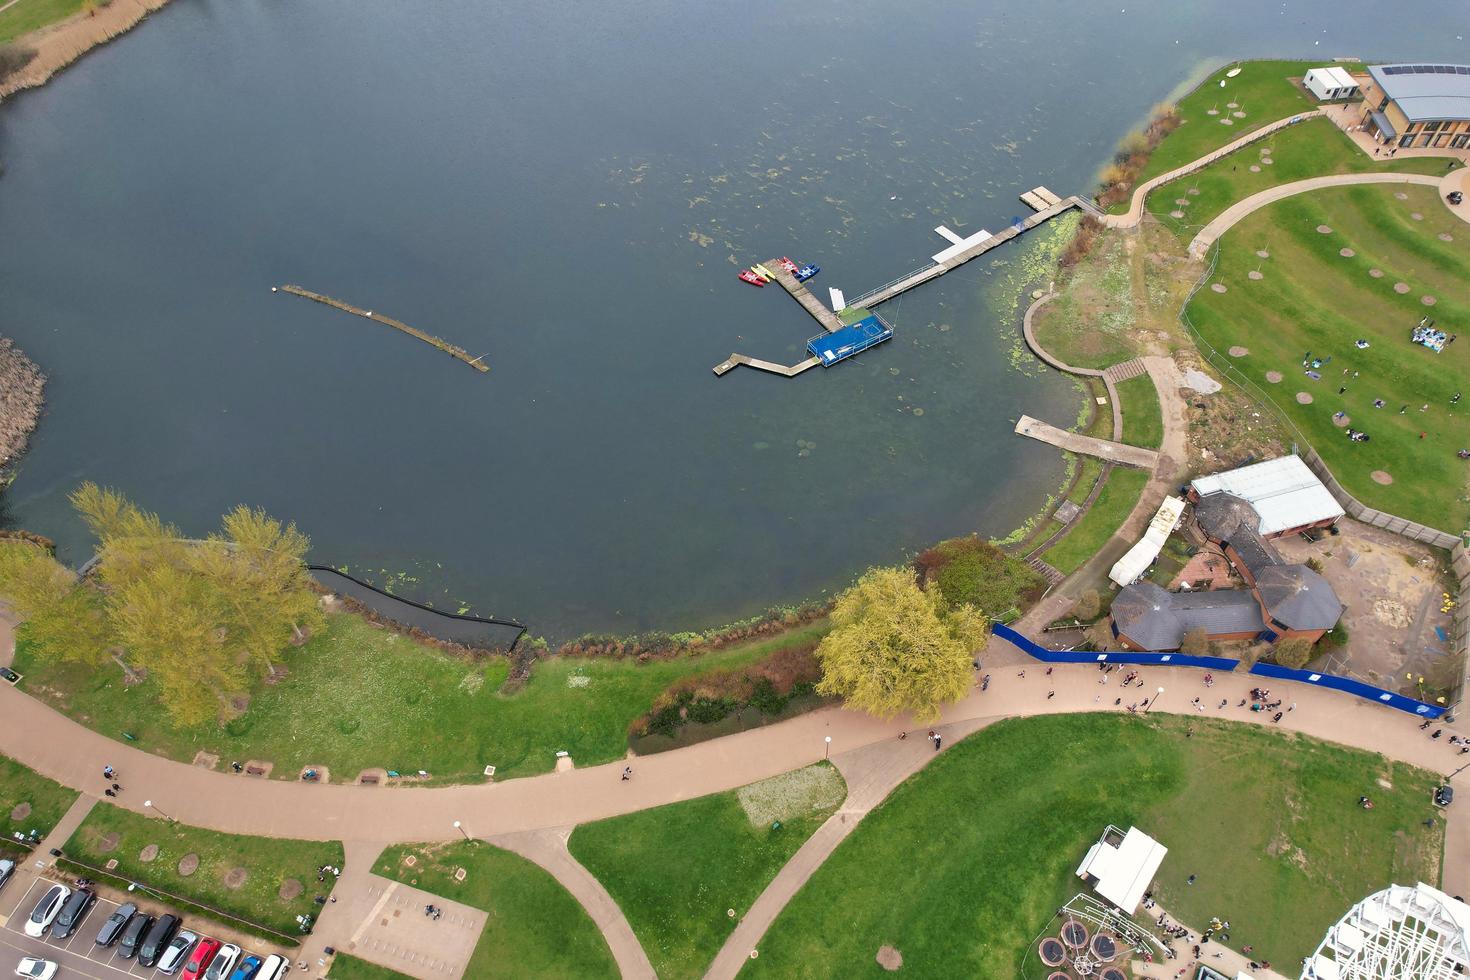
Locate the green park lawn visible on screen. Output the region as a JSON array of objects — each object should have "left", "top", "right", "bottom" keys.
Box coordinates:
[
  {"left": 1186, "top": 183, "right": 1470, "bottom": 529},
  {"left": 1146, "top": 117, "right": 1451, "bottom": 237},
  {"left": 0, "top": 0, "right": 86, "bottom": 43},
  {"left": 1117, "top": 374, "right": 1164, "bottom": 449},
  {"left": 11, "top": 614, "right": 828, "bottom": 784},
  {"left": 1107, "top": 59, "right": 1344, "bottom": 215},
  {"left": 326, "top": 955, "right": 410, "bottom": 980},
  {"left": 375, "top": 841, "right": 616, "bottom": 980},
  {"left": 1042, "top": 466, "right": 1151, "bottom": 574},
  {"left": 0, "top": 753, "right": 78, "bottom": 846},
  {"left": 569, "top": 764, "right": 845, "bottom": 979},
  {"left": 63, "top": 803, "right": 344, "bottom": 939},
  {"left": 747, "top": 713, "right": 1443, "bottom": 977}
]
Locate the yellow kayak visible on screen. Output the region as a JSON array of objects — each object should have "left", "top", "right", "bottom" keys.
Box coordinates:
[{"left": 752, "top": 263, "right": 777, "bottom": 281}]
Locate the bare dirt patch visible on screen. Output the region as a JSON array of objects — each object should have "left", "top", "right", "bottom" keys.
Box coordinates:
[
  {"left": 1316, "top": 225, "right": 1333, "bottom": 234},
  {"left": 223, "top": 867, "right": 249, "bottom": 890},
  {"left": 1368, "top": 268, "right": 1384, "bottom": 278},
  {"left": 9, "top": 802, "right": 31, "bottom": 822},
  {"left": 139, "top": 844, "right": 159, "bottom": 863},
  {"left": 279, "top": 878, "right": 304, "bottom": 901},
  {"left": 1265, "top": 370, "right": 1283, "bottom": 383},
  {"left": 1255, "top": 249, "right": 1270, "bottom": 258},
  {"left": 97, "top": 832, "right": 120, "bottom": 853},
  {"left": 1210, "top": 282, "right": 1227, "bottom": 293},
  {"left": 177, "top": 853, "right": 200, "bottom": 877},
  {"left": 1333, "top": 414, "right": 1351, "bottom": 427},
  {"left": 192, "top": 751, "right": 219, "bottom": 770},
  {"left": 1228, "top": 346, "right": 1249, "bottom": 357},
  {"left": 1370, "top": 470, "right": 1394, "bottom": 485},
  {"left": 1248, "top": 270, "right": 1264, "bottom": 280},
  {"left": 1339, "top": 248, "right": 1355, "bottom": 258},
  {"left": 1394, "top": 282, "right": 1411, "bottom": 294},
  {"left": 1439, "top": 233, "right": 1454, "bottom": 242},
  {"left": 1422, "top": 296, "right": 1437, "bottom": 306},
  {"left": 876, "top": 946, "right": 903, "bottom": 971},
  {"left": 1296, "top": 391, "right": 1314, "bottom": 404}
]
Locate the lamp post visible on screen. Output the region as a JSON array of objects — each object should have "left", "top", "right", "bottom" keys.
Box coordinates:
[
  {"left": 1143, "top": 686, "right": 1165, "bottom": 715},
  {"left": 143, "top": 799, "right": 171, "bottom": 821},
  {"left": 1448, "top": 760, "right": 1470, "bottom": 782},
  {"left": 824, "top": 736, "right": 832, "bottom": 760},
  {"left": 453, "top": 820, "right": 471, "bottom": 841}
]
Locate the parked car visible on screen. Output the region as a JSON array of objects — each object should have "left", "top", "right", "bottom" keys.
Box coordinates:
[
  {"left": 50, "top": 886, "right": 96, "bottom": 939},
  {"left": 227, "top": 954, "right": 263, "bottom": 980},
  {"left": 254, "top": 954, "right": 290, "bottom": 980},
  {"left": 1435, "top": 784, "right": 1454, "bottom": 807},
  {"left": 0, "top": 859, "right": 14, "bottom": 892},
  {"left": 23, "top": 884, "right": 70, "bottom": 938},
  {"left": 138, "top": 914, "right": 181, "bottom": 968},
  {"left": 157, "top": 930, "right": 200, "bottom": 976},
  {"left": 118, "top": 911, "right": 155, "bottom": 959},
  {"left": 13, "top": 959, "right": 57, "bottom": 980},
  {"left": 204, "top": 944, "right": 242, "bottom": 980},
  {"left": 0, "top": 666, "right": 19, "bottom": 683},
  {"left": 181, "top": 936, "right": 222, "bottom": 980},
  {"left": 95, "top": 901, "right": 138, "bottom": 947}
]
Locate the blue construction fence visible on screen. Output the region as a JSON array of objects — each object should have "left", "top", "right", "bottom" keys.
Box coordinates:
[{"left": 990, "top": 623, "right": 1445, "bottom": 719}]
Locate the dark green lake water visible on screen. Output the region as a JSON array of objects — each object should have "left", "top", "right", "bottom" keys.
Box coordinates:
[{"left": 0, "top": 0, "right": 1460, "bottom": 637}]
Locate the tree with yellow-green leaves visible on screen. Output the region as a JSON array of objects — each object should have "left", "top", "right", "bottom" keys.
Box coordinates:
[
  {"left": 814, "top": 566, "right": 988, "bottom": 723},
  {"left": 0, "top": 484, "right": 323, "bottom": 727}
]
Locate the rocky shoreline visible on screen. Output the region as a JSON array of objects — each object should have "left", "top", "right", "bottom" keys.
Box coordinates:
[{"left": 0, "top": 337, "right": 45, "bottom": 471}]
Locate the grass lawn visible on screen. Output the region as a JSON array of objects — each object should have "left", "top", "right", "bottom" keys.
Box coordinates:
[
  {"left": 747, "top": 713, "right": 1443, "bottom": 977},
  {"left": 1186, "top": 183, "right": 1470, "bottom": 529},
  {"left": 0, "top": 753, "right": 78, "bottom": 843},
  {"left": 375, "top": 841, "right": 616, "bottom": 980},
  {"left": 64, "top": 803, "right": 344, "bottom": 940},
  {"left": 1043, "top": 467, "right": 1151, "bottom": 574},
  {"left": 11, "top": 614, "right": 829, "bottom": 783},
  {"left": 1117, "top": 374, "right": 1164, "bottom": 449},
  {"left": 0, "top": 0, "right": 85, "bottom": 43},
  {"left": 1106, "top": 59, "right": 1346, "bottom": 215},
  {"left": 1147, "top": 117, "right": 1451, "bottom": 238},
  {"left": 326, "top": 955, "right": 410, "bottom": 980},
  {"left": 569, "top": 764, "right": 845, "bottom": 979}
]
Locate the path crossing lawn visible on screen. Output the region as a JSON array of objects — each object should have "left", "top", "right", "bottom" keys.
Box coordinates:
[
  {"left": 325, "top": 954, "right": 411, "bottom": 980},
  {"left": 1186, "top": 183, "right": 1470, "bottom": 529},
  {"left": 11, "top": 614, "right": 828, "bottom": 784},
  {"left": 1117, "top": 374, "right": 1163, "bottom": 450},
  {"left": 0, "top": 753, "right": 78, "bottom": 843},
  {"left": 375, "top": 841, "right": 616, "bottom": 980},
  {"left": 1042, "top": 467, "right": 1151, "bottom": 575},
  {"left": 569, "top": 764, "right": 845, "bottom": 979},
  {"left": 1146, "top": 117, "right": 1449, "bottom": 239},
  {"left": 63, "top": 804, "right": 344, "bottom": 939},
  {"left": 747, "top": 713, "right": 1443, "bottom": 977}
]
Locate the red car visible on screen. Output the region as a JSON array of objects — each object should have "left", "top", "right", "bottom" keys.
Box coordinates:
[{"left": 180, "top": 937, "right": 222, "bottom": 980}]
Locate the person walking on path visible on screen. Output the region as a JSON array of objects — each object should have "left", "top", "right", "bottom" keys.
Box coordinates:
[
  {"left": 621, "top": 766, "right": 633, "bottom": 781},
  {"left": 102, "top": 765, "right": 115, "bottom": 780},
  {"left": 928, "top": 730, "right": 942, "bottom": 751}
]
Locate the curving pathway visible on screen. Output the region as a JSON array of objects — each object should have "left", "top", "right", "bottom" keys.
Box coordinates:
[
  {"left": 1187, "top": 172, "right": 1445, "bottom": 257},
  {"left": 1103, "top": 110, "right": 1325, "bottom": 230}
]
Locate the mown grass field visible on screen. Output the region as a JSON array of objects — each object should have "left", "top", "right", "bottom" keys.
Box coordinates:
[
  {"left": 1146, "top": 117, "right": 1450, "bottom": 238},
  {"left": 11, "top": 614, "right": 829, "bottom": 783},
  {"left": 0, "top": 753, "right": 78, "bottom": 844},
  {"left": 0, "top": 0, "right": 85, "bottom": 43},
  {"left": 1042, "top": 467, "right": 1151, "bottom": 574},
  {"left": 326, "top": 954, "right": 410, "bottom": 980},
  {"left": 1186, "top": 183, "right": 1470, "bottom": 528},
  {"left": 64, "top": 804, "right": 343, "bottom": 938},
  {"left": 375, "top": 841, "right": 616, "bottom": 980},
  {"left": 1117, "top": 374, "right": 1164, "bottom": 450},
  {"left": 747, "top": 713, "right": 1443, "bottom": 977},
  {"left": 569, "top": 764, "right": 844, "bottom": 979}
]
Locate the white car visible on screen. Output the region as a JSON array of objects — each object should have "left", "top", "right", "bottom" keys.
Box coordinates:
[
  {"left": 204, "top": 943, "right": 241, "bottom": 980},
  {"left": 156, "top": 929, "right": 198, "bottom": 975},
  {"left": 23, "top": 884, "right": 70, "bottom": 938},
  {"left": 15, "top": 958, "right": 58, "bottom": 980}
]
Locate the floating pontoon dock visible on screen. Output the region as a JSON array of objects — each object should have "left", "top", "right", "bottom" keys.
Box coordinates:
[
  {"left": 277, "top": 284, "right": 489, "bottom": 373},
  {"left": 808, "top": 315, "right": 892, "bottom": 367},
  {"left": 714, "top": 186, "right": 1101, "bottom": 376}
]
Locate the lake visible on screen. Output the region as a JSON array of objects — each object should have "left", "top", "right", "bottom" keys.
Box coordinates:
[{"left": 0, "top": 0, "right": 1461, "bottom": 638}]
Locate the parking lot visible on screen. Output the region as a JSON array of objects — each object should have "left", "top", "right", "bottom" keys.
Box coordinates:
[{"left": 0, "top": 876, "right": 279, "bottom": 979}]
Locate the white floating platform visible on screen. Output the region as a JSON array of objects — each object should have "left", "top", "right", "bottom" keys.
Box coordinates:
[
  {"left": 932, "top": 227, "right": 992, "bottom": 264},
  {"left": 829, "top": 287, "right": 846, "bottom": 312}
]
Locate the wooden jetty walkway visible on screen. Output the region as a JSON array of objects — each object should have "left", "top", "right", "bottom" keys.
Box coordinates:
[
  {"left": 1014, "top": 414, "right": 1158, "bottom": 470},
  {"left": 713, "top": 186, "right": 1103, "bottom": 377},
  {"left": 276, "top": 285, "right": 489, "bottom": 373}
]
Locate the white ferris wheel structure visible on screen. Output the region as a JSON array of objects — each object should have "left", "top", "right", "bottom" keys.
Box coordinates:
[{"left": 1302, "top": 882, "right": 1470, "bottom": 980}]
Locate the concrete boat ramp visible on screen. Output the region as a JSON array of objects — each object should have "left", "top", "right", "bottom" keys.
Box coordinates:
[
  {"left": 715, "top": 186, "right": 1101, "bottom": 377},
  {"left": 1014, "top": 415, "right": 1159, "bottom": 470}
]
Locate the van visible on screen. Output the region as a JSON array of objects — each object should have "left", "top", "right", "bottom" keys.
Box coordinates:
[{"left": 254, "top": 954, "right": 290, "bottom": 980}]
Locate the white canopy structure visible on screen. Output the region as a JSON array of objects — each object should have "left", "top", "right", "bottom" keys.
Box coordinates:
[
  {"left": 1075, "top": 825, "right": 1167, "bottom": 913},
  {"left": 1109, "top": 496, "right": 1185, "bottom": 587},
  {"left": 1304, "top": 66, "right": 1360, "bottom": 101},
  {"left": 1303, "top": 882, "right": 1470, "bottom": 980}
]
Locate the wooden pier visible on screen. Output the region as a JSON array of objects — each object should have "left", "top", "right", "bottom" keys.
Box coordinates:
[
  {"left": 713, "top": 353, "right": 822, "bottom": 377},
  {"left": 1014, "top": 414, "right": 1159, "bottom": 470},
  {"left": 763, "top": 261, "right": 843, "bottom": 333},
  {"left": 276, "top": 285, "right": 488, "bottom": 373}
]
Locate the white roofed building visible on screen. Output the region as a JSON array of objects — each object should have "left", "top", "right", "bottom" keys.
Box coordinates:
[
  {"left": 1075, "top": 825, "right": 1167, "bottom": 914},
  {"left": 1188, "top": 455, "right": 1343, "bottom": 539},
  {"left": 1304, "top": 66, "right": 1361, "bottom": 101}
]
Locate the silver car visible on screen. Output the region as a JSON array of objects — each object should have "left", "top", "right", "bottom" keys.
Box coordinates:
[{"left": 156, "top": 930, "right": 198, "bottom": 975}]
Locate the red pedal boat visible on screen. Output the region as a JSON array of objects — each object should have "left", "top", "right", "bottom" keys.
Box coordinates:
[
  {"left": 738, "top": 269, "right": 766, "bottom": 287},
  {"left": 778, "top": 257, "right": 800, "bottom": 273}
]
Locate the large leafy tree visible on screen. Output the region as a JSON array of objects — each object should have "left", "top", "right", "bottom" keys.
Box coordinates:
[
  {"left": 815, "top": 566, "right": 988, "bottom": 723},
  {"left": 0, "top": 539, "right": 114, "bottom": 666}
]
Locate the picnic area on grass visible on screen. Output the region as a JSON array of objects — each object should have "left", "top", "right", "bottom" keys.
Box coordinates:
[
  {"left": 1186, "top": 182, "right": 1470, "bottom": 529},
  {"left": 745, "top": 713, "right": 1444, "bottom": 977}
]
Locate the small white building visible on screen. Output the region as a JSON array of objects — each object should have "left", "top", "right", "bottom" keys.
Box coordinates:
[
  {"left": 1304, "top": 66, "right": 1361, "bottom": 102},
  {"left": 1075, "top": 825, "right": 1168, "bottom": 914}
]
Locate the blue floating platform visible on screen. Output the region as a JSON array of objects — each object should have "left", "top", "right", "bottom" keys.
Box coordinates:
[{"left": 807, "top": 315, "right": 892, "bottom": 367}]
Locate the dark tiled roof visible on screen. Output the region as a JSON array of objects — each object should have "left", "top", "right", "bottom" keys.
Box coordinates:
[
  {"left": 1112, "top": 581, "right": 1264, "bottom": 651},
  {"left": 1255, "top": 564, "right": 1343, "bottom": 631},
  {"left": 1194, "top": 492, "right": 1261, "bottom": 542},
  {"left": 1223, "top": 523, "right": 1282, "bottom": 578}
]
